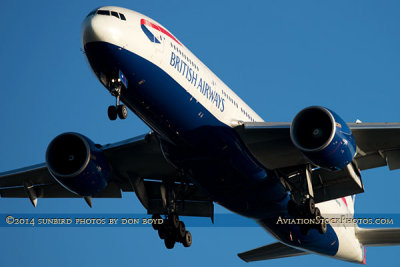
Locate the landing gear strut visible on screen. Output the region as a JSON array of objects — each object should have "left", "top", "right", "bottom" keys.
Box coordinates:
[
  {"left": 282, "top": 165, "right": 327, "bottom": 235},
  {"left": 152, "top": 180, "right": 192, "bottom": 249},
  {"left": 107, "top": 77, "right": 128, "bottom": 120}
]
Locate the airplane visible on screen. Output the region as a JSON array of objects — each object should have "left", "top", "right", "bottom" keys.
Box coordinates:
[{"left": 1, "top": 5, "right": 400, "bottom": 264}]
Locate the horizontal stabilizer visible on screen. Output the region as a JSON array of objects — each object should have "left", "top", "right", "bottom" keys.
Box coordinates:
[
  {"left": 356, "top": 227, "right": 400, "bottom": 246},
  {"left": 238, "top": 242, "right": 308, "bottom": 262}
]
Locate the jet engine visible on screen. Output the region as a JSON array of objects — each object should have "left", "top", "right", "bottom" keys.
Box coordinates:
[
  {"left": 46, "top": 132, "right": 111, "bottom": 196},
  {"left": 290, "top": 106, "right": 356, "bottom": 170}
]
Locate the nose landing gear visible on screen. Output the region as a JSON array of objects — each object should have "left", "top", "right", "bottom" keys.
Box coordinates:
[{"left": 107, "top": 72, "right": 128, "bottom": 120}]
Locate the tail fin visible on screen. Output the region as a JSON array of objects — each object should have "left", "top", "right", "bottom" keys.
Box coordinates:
[{"left": 356, "top": 227, "right": 400, "bottom": 246}]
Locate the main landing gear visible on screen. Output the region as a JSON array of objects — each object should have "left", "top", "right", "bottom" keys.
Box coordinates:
[
  {"left": 282, "top": 165, "right": 327, "bottom": 235},
  {"left": 151, "top": 180, "right": 192, "bottom": 249},
  {"left": 152, "top": 213, "right": 192, "bottom": 249},
  {"left": 107, "top": 78, "right": 128, "bottom": 121}
]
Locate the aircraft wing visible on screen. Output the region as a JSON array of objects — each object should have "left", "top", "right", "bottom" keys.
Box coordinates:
[
  {"left": 0, "top": 133, "right": 213, "bottom": 218},
  {"left": 235, "top": 122, "right": 400, "bottom": 202},
  {"left": 235, "top": 122, "right": 400, "bottom": 171},
  {"left": 238, "top": 242, "right": 309, "bottom": 262}
]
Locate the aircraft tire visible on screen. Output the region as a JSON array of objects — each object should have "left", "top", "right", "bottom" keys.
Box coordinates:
[
  {"left": 164, "top": 238, "right": 175, "bottom": 249},
  {"left": 182, "top": 231, "right": 192, "bottom": 248},
  {"left": 158, "top": 227, "right": 167, "bottom": 240},
  {"left": 313, "top": 208, "right": 326, "bottom": 234},
  {"left": 108, "top": 106, "right": 117, "bottom": 120},
  {"left": 169, "top": 213, "right": 180, "bottom": 229},
  {"left": 314, "top": 207, "right": 321, "bottom": 218},
  {"left": 318, "top": 219, "right": 327, "bottom": 234},
  {"left": 152, "top": 214, "right": 162, "bottom": 230},
  {"left": 305, "top": 198, "right": 315, "bottom": 216},
  {"left": 178, "top": 221, "right": 186, "bottom": 240},
  {"left": 117, "top": 105, "right": 128, "bottom": 119}
]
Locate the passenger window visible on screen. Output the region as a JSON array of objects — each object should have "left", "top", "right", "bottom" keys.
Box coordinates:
[
  {"left": 120, "top": 13, "right": 126, "bottom": 20},
  {"left": 97, "top": 10, "right": 110, "bottom": 16},
  {"left": 111, "top": 11, "right": 119, "bottom": 18}
]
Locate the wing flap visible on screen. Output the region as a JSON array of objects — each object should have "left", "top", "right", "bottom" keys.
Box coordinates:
[
  {"left": 355, "top": 153, "right": 386, "bottom": 170},
  {"left": 382, "top": 150, "right": 400, "bottom": 170},
  {"left": 356, "top": 227, "right": 400, "bottom": 246},
  {"left": 238, "top": 242, "right": 309, "bottom": 262}
]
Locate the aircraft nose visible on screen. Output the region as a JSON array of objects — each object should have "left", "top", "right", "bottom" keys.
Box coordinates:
[
  {"left": 81, "top": 13, "right": 102, "bottom": 47},
  {"left": 81, "top": 10, "right": 123, "bottom": 49}
]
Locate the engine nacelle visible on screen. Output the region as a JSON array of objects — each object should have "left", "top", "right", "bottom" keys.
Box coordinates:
[
  {"left": 290, "top": 106, "right": 356, "bottom": 170},
  {"left": 46, "top": 132, "right": 111, "bottom": 196}
]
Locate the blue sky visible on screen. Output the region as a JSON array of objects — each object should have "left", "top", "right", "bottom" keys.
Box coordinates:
[{"left": 1, "top": 0, "right": 400, "bottom": 266}]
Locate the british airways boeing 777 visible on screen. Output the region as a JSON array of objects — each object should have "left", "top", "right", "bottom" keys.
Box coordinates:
[{"left": 1, "top": 6, "right": 400, "bottom": 264}]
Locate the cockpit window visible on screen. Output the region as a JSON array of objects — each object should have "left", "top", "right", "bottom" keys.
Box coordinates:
[
  {"left": 89, "top": 9, "right": 126, "bottom": 21},
  {"left": 111, "top": 11, "right": 119, "bottom": 18},
  {"left": 97, "top": 10, "right": 110, "bottom": 16}
]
